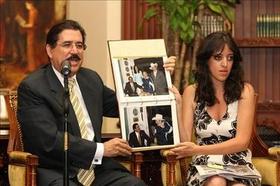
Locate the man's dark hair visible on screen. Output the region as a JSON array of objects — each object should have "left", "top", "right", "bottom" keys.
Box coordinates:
[
  {"left": 132, "top": 123, "right": 139, "bottom": 130},
  {"left": 46, "top": 19, "right": 86, "bottom": 48},
  {"left": 195, "top": 31, "right": 244, "bottom": 106}
]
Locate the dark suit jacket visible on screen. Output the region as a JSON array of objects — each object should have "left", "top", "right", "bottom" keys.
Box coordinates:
[
  {"left": 124, "top": 82, "right": 142, "bottom": 96},
  {"left": 128, "top": 130, "right": 151, "bottom": 148},
  {"left": 17, "top": 64, "right": 126, "bottom": 184},
  {"left": 150, "top": 70, "right": 168, "bottom": 95}
]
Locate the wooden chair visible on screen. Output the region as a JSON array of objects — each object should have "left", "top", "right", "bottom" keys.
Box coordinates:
[
  {"left": 250, "top": 118, "right": 280, "bottom": 186},
  {"left": 161, "top": 94, "right": 280, "bottom": 186},
  {"left": 117, "top": 152, "right": 144, "bottom": 178},
  {"left": 4, "top": 91, "right": 144, "bottom": 185},
  {"left": 4, "top": 91, "right": 38, "bottom": 186}
]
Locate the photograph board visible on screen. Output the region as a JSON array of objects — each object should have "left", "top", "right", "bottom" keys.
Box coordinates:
[{"left": 108, "top": 39, "right": 179, "bottom": 151}]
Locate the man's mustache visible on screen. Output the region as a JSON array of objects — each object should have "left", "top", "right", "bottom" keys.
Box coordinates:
[{"left": 67, "top": 54, "right": 81, "bottom": 61}]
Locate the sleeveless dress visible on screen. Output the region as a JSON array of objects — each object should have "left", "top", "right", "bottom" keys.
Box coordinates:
[{"left": 186, "top": 100, "right": 261, "bottom": 186}]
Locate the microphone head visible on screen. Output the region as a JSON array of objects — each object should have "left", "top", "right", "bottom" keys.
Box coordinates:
[{"left": 61, "top": 60, "right": 71, "bottom": 76}]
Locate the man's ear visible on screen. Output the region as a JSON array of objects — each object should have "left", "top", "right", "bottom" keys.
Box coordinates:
[{"left": 46, "top": 44, "right": 53, "bottom": 59}]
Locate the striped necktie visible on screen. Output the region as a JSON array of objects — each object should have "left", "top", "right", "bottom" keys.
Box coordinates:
[
  {"left": 137, "top": 132, "right": 142, "bottom": 146},
  {"left": 68, "top": 78, "right": 95, "bottom": 186}
]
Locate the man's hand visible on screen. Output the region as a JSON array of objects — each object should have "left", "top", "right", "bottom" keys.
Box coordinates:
[
  {"left": 103, "top": 138, "right": 132, "bottom": 157},
  {"left": 163, "top": 56, "right": 176, "bottom": 75}
]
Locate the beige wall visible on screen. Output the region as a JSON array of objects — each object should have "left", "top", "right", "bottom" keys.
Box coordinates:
[{"left": 67, "top": 1, "right": 121, "bottom": 134}]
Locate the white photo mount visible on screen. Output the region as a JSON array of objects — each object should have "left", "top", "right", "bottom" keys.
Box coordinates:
[{"left": 108, "top": 39, "right": 179, "bottom": 152}]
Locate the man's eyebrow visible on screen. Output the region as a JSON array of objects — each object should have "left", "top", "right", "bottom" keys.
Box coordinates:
[
  {"left": 61, "top": 40, "right": 83, "bottom": 43},
  {"left": 61, "top": 41, "right": 71, "bottom": 43}
]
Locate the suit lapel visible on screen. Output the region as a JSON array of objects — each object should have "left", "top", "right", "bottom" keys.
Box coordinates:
[
  {"left": 45, "top": 65, "right": 81, "bottom": 136},
  {"left": 45, "top": 65, "right": 64, "bottom": 109}
]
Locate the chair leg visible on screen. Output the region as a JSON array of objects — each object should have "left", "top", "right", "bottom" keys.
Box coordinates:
[
  {"left": 166, "top": 154, "right": 177, "bottom": 186},
  {"left": 26, "top": 155, "right": 39, "bottom": 186},
  {"left": 131, "top": 152, "right": 143, "bottom": 178}
]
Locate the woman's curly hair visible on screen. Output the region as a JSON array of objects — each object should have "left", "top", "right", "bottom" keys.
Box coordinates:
[{"left": 194, "top": 31, "right": 244, "bottom": 106}]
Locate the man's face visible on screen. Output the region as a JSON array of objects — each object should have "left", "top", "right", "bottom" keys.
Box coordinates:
[
  {"left": 46, "top": 29, "right": 85, "bottom": 77},
  {"left": 151, "top": 64, "right": 158, "bottom": 71},
  {"left": 134, "top": 125, "right": 140, "bottom": 132}
]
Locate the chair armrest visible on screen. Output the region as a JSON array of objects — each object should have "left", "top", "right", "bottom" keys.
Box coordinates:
[
  {"left": 160, "top": 150, "right": 177, "bottom": 186},
  {"left": 272, "top": 147, "right": 280, "bottom": 186},
  {"left": 161, "top": 150, "right": 177, "bottom": 162},
  {"left": 268, "top": 147, "right": 280, "bottom": 159},
  {"left": 9, "top": 151, "right": 38, "bottom": 186},
  {"left": 9, "top": 151, "right": 37, "bottom": 163},
  {"left": 160, "top": 150, "right": 193, "bottom": 186}
]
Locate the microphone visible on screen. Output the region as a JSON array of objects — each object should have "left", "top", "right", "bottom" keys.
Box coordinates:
[{"left": 61, "top": 60, "right": 71, "bottom": 76}]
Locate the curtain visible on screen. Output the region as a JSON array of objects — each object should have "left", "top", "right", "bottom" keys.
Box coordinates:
[{"left": 122, "top": 0, "right": 162, "bottom": 40}]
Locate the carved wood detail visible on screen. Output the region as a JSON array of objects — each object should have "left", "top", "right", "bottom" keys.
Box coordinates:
[{"left": 257, "top": 102, "right": 280, "bottom": 133}]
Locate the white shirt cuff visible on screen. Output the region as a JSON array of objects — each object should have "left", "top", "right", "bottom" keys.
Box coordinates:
[{"left": 92, "top": 143, "right": 104, "bottom": 165}]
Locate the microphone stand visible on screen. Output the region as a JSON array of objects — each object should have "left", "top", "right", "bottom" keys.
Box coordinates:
[{"left": 63, "top": 75, "right": 70, "bottom": 186}]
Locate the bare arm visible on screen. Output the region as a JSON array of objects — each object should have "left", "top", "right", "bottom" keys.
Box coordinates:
[
  {"left": 181, "top": 85, "right": 196, "bottom": 142},
  {"left": 169, "top": 84, "right": 196, "bottom": 143}
]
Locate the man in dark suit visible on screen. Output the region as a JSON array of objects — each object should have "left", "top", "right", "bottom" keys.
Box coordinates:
[
  {"left": 149, "top": 62, "right": 168, "bottom": 95},
  {"left": 128, "top": 123, "right": 151, "bottom": 148},
  {"left": 17, "top": 19, "right": 176, "bottom": 186},
  {"left": 124, "top": 76, "right": 143, "bottom": 96},
  {"left": 17, "top": 20, "right": 147, "bottom": 186}
]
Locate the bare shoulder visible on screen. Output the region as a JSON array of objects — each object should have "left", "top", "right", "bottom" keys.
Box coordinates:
[
  {"left": 183, "top": 84, "right": 196, "bottom": 97},
  {"left": 182, "top": 84, "right": 197, "bottom": 108}
]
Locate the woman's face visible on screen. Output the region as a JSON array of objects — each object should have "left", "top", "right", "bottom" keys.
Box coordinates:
[{"left": 208, "top": 44, "right": 233, "bottom": 83}]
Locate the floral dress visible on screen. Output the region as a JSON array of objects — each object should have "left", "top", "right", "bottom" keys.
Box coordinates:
[{"left": 186, "top": 101, "right": 261, "bottom": 186}]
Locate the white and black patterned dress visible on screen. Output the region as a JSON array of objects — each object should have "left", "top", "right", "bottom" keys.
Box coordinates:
[{"left": 186, "top": 101, "right": 261, "bottom": 186}]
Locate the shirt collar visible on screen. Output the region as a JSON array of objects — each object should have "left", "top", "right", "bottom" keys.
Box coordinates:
[{"left": 52, "top": 65, "right": 77, "bottom": 87}]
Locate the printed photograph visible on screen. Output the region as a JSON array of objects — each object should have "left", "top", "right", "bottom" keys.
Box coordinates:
[
  {"left": 108, "top": 39, "right": 179, "bottom": 151},
  {"left": 118, "top": 57, "right": 169, "bottom": 97},
  {"left": 121, "top": 104, "right": 179, "bottom": 151}
]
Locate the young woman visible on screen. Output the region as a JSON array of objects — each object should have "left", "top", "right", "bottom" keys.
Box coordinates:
[{"left": 171, "top": 32, "right": 261, "bottom": 186}]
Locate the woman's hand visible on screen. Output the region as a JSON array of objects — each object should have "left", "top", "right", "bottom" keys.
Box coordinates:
[
  {"left": 169, "top": 85, "right": 181, "bottom": 105},
  {"left": 170, "top": 142, "right": 197, "bottom": 159},
  {"left": 164, "top": 56, "right": 176, "bottom": 75}
]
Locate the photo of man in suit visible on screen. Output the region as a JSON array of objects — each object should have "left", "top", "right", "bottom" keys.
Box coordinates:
[
  {"left": 128, "top": 123, "right": 151, "bottom": 148},
  {"left": 149, "top": 62, "right": 168, "bottom": 95},
  {"left": 124, "top": 76, "right": 143, "bottom": 96}
]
